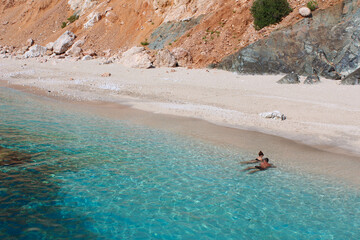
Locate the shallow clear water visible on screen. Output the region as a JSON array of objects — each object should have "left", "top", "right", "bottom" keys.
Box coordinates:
[{"left": 0, "top": 87, "right": 359, "bottom": 240}]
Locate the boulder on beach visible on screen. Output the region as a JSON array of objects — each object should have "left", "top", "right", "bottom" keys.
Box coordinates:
[
  {"left": 53, "top": 31, "right": 76, "bottom": 54},
  {"left": 66, "top": 46, "right": 82, "bottom": 57},
  {"left": 154, "top": 49, "right": 177, "bottom": 67},
  {"left": 260, "top": 111, "right": 286, "bottom": 120},
  {"left": 171, "top": 47, "right": 192, "bottom": 67},
  {"left": 82, "top": 55, "right": 92, "bottom": 61},
  {"left": 119, "top": 47, "right": 153, "bottom": 69},
  {"left": 277, "top": 72, "right": 300, "bottom": 84},
  {"left": 304, "top": 74, "right": 321, "bottom": 84},
  {"left": 341, "top": 68, "right": 360, "bottom": 85},
  {"left": 65, "top": 39, "right": 85, "bottom": 57},
  {"left": 24, "top": 44, "right": 47, "bottom": 58}
]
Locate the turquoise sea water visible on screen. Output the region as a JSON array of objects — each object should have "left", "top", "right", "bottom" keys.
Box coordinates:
[{"left": 0, "top": 87, "right": 359, "bottom": 240}]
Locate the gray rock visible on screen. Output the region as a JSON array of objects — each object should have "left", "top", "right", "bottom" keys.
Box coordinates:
[
  {"left": 24, "top": 45, "right": 47, "bottom": 58},
  {"left": 277, "top": 72, "right": 300, "bottom": 84},
  {"left": 341, "top": 68, "right": 360, "bottom": 85},
  {"left": 304, "top": 74, "right": 321, "bottom": 84},
  {"left": 148, "top": 15, "right": 204, "bottom": 50},
  {"left": 214, "top": 0, "right": 360, "bottom": 79},
  {"left": 154, "top": 49, "right": 177, "bottom": 67},
  {"left": 53, "top": 31, "right": 76, "bottom": 54}
]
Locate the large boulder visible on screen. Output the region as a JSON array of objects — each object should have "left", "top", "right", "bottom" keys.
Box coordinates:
[
  {"left": 341, "top": 68, "right": 360, "bottom": 85},
  {"left": 277, "top": 72, "right": 300, "bottom": 84},
  {"left": 65, "top": 39, "right": 85, "bottom": 57},
  {"left": 119, "top": 47, "right": 153, "bottom": 68},
  {"left": 23, "top": 44, "right": 47, "bottom": 58},
  {"left": 53, "top": 31, "right": 76, "bottom": 54},
  {"left": 171, "top": 47, "right": 192, "bottom": 67},
  {"left": 66, "top": 46, "right": 82, "bottom": 57},
  {"left": 154, "top": 49, "right": 177, "bottom": 67}
]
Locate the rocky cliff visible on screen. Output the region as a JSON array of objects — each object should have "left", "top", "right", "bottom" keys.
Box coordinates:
[
  {"left": 0, "top": 0, "right": 343, "bottom": 67},
  {"left": 214, "top": 0, "right": 360, "bottom": 79}
]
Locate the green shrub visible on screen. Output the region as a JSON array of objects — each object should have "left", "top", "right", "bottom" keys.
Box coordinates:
[
  {"left": 307, "top": 0, "right": 318, "bottom": 11},
  {"left": 140, "top": 40, "right": 149, "bottom": 46},
  {"left": 61, "top": 22, "right": 67, "bottom": 29},
  {"left": 67, "top": 14, "right": 79, "bottom": 23},
  {"left": 251, "top": 0, "right": 292, "bottom": 30}
]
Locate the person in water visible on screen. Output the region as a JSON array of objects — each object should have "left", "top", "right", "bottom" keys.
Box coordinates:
[
  {"left": 240, "top": 151, "right": 264, "bottom": 164},
  {"left": 242, "top": 158, "right": 276, "bottom": 174}
]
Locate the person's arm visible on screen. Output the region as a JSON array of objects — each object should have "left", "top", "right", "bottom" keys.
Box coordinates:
[
  {"left": 248, "top": 169, "right": 261, "bottom": 174},
  {"left": 240, "top": 159, "right": 258, "bottom": 164},
  {"left": 241, "top": 166, "right": 256, "bottom": 171}
]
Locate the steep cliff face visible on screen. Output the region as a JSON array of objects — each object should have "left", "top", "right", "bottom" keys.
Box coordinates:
[
  {"left": 215, "top": 0, "right": 360, "bottom": 78},
  {"left": 0, "top": 0, "right": 344, "bottom": 67}
]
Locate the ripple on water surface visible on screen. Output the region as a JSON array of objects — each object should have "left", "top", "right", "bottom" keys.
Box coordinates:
[{"left": 0, "top": 87, "right": 359, "bottom": 239}]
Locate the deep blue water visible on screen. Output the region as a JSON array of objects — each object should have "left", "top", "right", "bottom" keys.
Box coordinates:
[{"left": 0, "top": 87, "right": 359, "bottom": 240}]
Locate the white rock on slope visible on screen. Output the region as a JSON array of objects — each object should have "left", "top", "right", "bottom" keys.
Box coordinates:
[
  {"left": 84, "top": 12, "right": 102, "bottom": 29},
  {"left": 68, "top": 0, "right": 96, "bottom": 15},
  {"left": 53, "top": 31, "right": 76, "bottom": 54},
  {"left": 299, "top": 7, "right": 312, "bottom": 17}
]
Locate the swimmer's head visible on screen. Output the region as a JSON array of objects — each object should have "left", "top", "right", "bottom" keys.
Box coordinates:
[
  {"left": 258, "top": 151, "right": 264, "bottom": 156},
  {"left": 263, "top": 158, "right": 269, "bottom": 162}
]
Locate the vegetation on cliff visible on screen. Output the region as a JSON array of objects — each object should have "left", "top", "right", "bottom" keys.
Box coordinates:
[{"left": 251, "top": 0, "right": 292, "bottom": 30}]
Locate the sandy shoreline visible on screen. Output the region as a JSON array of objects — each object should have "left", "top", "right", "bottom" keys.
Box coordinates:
[{"left": 1, "top": 57, "right": 360, "bottom": 186}]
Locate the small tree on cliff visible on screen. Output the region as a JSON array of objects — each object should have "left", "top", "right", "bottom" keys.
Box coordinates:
[{"left": 251, "top": 0, "right": 292, "bottom": 30}]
